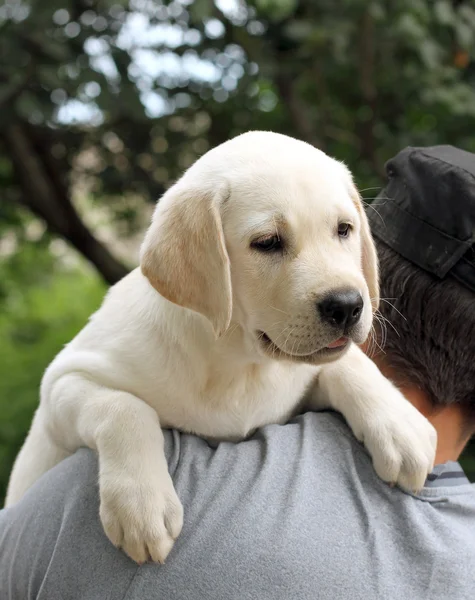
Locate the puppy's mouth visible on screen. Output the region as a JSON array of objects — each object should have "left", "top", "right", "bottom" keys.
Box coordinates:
[{"left": 257, "top": 331, "right": 349, "bottom": 362}]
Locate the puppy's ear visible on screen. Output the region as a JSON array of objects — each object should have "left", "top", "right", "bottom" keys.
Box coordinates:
[
  {"left": 350, "top": 185, "right": 380, "bottom": 312},
  {"left": 140, "top": 182, "right": 232, "bottom": 337}
]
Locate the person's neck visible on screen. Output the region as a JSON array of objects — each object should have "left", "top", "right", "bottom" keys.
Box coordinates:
[{"left": 370, "top": 354, "right": 469, "bottom": 465}]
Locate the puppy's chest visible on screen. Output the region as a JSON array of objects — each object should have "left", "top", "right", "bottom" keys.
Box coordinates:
[{"left": 158, "top": 364, "right": 318, "bottom": 440}]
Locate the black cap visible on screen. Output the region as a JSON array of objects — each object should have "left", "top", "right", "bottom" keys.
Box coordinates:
[{"left": 367, "top": 145, "right": 475, "bottom": 293}]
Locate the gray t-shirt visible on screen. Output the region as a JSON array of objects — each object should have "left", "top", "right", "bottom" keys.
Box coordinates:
[{"left": 1, "top": 412, "right": 475, "bottom": 600}]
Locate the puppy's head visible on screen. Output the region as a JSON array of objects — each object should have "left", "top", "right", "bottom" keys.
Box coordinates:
[{"left": 141, "top": 131, "right": 379, "bottom": 364}]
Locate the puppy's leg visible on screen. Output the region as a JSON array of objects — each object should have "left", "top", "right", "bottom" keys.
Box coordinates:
[
  {"left": 5, "top": 410, "right": 71, "bottom": 506},
  {"left": 32, "top": 373, "right": 182, "bottom": 564},
  {"left": 308, "top": 344, "right": 437, "bottom": 491}
]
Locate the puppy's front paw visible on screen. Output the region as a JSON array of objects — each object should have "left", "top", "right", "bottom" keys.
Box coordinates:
[
  {"left": 99, "top": 471, "right": 183, "bottom": 564},
  {"left": 357, "top": 393, "right": 437, "bottom": 492}
]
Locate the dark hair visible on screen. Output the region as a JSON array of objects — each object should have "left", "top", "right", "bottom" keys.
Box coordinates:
[{"left": 373, "top": 239, "right": 475, "bottom": 417}]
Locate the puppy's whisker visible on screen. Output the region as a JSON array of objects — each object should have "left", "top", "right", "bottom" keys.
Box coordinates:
[
  {"left": 375, "top": 310, "right": 399, "bottom": 338},
  {"left": 359, "top": 186, "right": 383, "bottom": 193},
  {"left": 288, "top": 325, "right": 305, "bottom": 357},
  {"left": 373, "top": 317, "right": 387, "bottom": 351},
  {"left": 290, "top": 334, "right": 298, "bottom": 357},
  {"left": 379, "top": 298, "right": 407, "bottom": 322},
  {"left": 373, "top": 337, "right": 386, "bottom": 356},
  {"left": 367, "top": 322, "right": 386, "bottom": 357},
  {"left": 371, "top": 310, "right": 392, "bottom": 354},
  {"left": 268, "top": 305, "right": 290, "bottom": 316},
  {"left": 364, "top": 203, "right": 385, "bottom": 225},
  {"left": 223, "top": 323, "right": 240, "bottom": 339},
  {"left": 369, "top": 314, "right": 383, "bottom": 355},
  {"left": 272, "top": 325, "right": 294, "bottom": 350},
  {"left": 366, "top": 325, "right": 376, "bottom": 357},
  {"left": 273, "top": 324, "right": 297, "bottom": 355},
  {"left": 373, "top": 312, "right": 386, "bottom": 340},
  {"left": 264, "top": 319, "right": 293, "bottom": 345}
]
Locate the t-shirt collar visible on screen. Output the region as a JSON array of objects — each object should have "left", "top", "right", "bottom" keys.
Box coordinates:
[{"left": 424, "top": 461, "right": 470, "bottom": 488}]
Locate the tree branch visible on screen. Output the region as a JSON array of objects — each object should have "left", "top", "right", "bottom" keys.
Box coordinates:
[
  {"left": 215, "top": 7, "right": 322, "bottom": 148},
  {"left": 357, "top": 10, "right": 382, "bottom": 176},
  {"left": 0, "top": 62, "right": 35, "bottom": 111},
  {"left": 275, "top": 70, "right": 323, "bottom": 149},
  {"left": 2, "top": 123, "right": 129, "bottom": 285}
]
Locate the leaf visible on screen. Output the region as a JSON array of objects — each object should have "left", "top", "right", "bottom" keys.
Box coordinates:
[
  {"left": 189, "top": 0, "right": 214, "bottom": 22},
  {"left": 283, "top": 20, "right": 314, "bottom": 42},
  {"left": 255, "top": 0, "right": 298, "bottom": 22},
  {"left": 434, "top": 0, "right": 454, "bottom": 25},
  {"left": 455, "top": 21, "right": 474, "bottom": 49}
]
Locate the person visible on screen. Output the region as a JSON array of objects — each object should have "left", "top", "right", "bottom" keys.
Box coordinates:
[{"left": 1, "top": 145, "right": 475, "bottom": 600}]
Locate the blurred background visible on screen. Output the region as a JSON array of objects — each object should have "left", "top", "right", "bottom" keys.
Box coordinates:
[{"left": 1, "top": 0, "right": 475, "bottom": 501}]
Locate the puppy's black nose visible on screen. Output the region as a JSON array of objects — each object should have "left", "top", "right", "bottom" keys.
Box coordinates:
[{"left": 318, "top": 290, "right": 364, "bottom": 330}]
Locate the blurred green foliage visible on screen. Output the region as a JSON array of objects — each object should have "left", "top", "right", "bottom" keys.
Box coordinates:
[
  {"left": 1, "top": 0, "right": 475, "bottom": 500},
  {"left": 0, "top": 238, "right": 105, "bottom": 502}
]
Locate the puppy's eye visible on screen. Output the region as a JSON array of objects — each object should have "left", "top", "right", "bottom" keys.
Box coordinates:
[
  {"left": 251, "top": 235, "right": 283, "bottom": 252},
  {"left": 337, "top": 223, "right": 352, "bottom": 238}
]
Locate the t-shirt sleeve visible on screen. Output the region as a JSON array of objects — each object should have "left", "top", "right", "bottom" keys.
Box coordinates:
[{"left": 0, "top": 449, "right": 140, "bottom": 600}]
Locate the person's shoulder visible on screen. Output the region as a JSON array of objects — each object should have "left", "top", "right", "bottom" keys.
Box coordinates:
[
  {"left": 37, "top": 447, "right": 100, "bottom": 504},
  {"left": 170, "top": 410, "right": 368, "bottom": 504},
  {"left": 170, "top": 410, "right": 358, "bottom": 468},
  {"left": 0, "top": 448, "right": 100, "bottom": 558},
  {"left": 255, "top": 410, "right": 359, "bottom": 455},
  {"left": 288, "top": 409, "right": 355, "bottom": 438},
  {"left": 1, "top": 447, "right": 98, "bottom": 522}
]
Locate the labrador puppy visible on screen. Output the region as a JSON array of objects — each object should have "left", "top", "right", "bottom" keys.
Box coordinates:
[{"left": 6, "top": 131, "right": 436, "bottom": 564}]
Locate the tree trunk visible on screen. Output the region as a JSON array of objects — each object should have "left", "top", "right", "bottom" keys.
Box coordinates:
[{"left": 2, "top": 122, "right": 129, "bottom": 285}]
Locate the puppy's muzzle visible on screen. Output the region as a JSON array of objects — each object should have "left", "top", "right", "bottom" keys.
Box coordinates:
[{"left": 318, "top": 289, "right": 363, "bottom": 332}]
